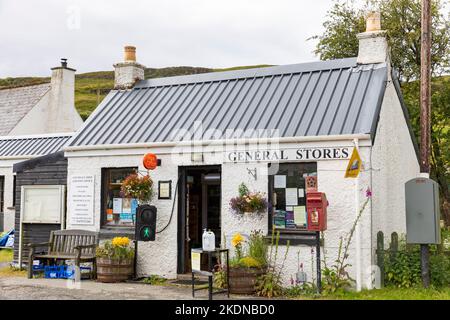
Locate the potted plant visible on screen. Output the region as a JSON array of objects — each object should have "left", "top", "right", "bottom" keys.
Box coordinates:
[
  {"left": 121, "top": 173, "right": 154, "bottom": 205},
  {"left": 228, "top": 230, "right": 268, "bottom": 294},
  {"left": 96, "top": 237, "right": 135, "bottom": 283},
  {"left": 229, "top": 183, "right": 267, "bottom": 215}
]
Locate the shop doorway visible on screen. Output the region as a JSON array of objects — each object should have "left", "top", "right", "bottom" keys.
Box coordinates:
[{"left": 177, "top": 165, "right": 221, "bottom": 274}]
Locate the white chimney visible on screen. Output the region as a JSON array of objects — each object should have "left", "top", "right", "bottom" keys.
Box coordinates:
[
  {"left": 47, "top": 58, "right": 83, "bottom": 132},
  {"left": 357, "top": 12, "right": 389, "bottom": 64},
  {"left": 113, "top": 46, "right": 146, "bottom": 89}
]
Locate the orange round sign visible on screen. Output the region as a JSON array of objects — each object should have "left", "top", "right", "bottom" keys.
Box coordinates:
[{"left": 143, "top": 153, "right": 158, "bottom": 170}]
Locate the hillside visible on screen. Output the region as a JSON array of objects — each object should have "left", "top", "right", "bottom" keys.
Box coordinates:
[{"left": 0, "top": 65, "right": 271, "bottom": 120}]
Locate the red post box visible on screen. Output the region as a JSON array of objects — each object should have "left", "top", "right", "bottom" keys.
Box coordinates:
[{"left": 306, "top": 192, "right": 328, "bottom": 231}]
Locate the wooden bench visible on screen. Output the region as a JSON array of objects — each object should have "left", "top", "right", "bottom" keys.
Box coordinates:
[{"left": 27, "top": 229, "right": 99, "bottom": 279}]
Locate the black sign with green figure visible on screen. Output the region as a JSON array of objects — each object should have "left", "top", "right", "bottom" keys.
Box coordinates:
[{"left": 135, "top": 205, "right": 157, "bottom": 241}]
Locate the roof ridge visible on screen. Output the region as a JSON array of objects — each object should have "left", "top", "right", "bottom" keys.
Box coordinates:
[
  {"left": 0, "top": 81, "right": 51, "bottom": 91},
  {"left": 135, "top": 58, "right": 359, "bottom": 89},
  {"left": 0, "top": 132, "right": 74, "bottom": 141}
]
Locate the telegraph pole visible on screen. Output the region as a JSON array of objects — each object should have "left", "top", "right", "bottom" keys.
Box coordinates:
[{"left": 420, "top": 0, "right": 432, "bottom": 288}]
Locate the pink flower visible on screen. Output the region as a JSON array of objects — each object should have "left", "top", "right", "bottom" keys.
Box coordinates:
[{"left": 365, "top": 188, "right": 372, "bottom": 198}]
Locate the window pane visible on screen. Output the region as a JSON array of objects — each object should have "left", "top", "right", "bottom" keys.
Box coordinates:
[
  {"left": 269, "top": 163, "right": 317, "bottom": 231},
  {"left": 102, "top": 167, "right": 138, "bottom": 227}
]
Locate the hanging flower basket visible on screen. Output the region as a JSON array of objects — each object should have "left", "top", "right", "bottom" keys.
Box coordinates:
[
  {"left": 121, "top": 173, "right": 155, "bottom": 204},
  {"left": 229, "top": 183, "right": 267, "bottom": 215}
]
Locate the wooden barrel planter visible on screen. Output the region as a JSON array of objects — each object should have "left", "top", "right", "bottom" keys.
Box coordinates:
[
  {"left": 96, "top": 258, "right": 134, "bottom": 283},
  {"left": 228, "top": 267, "right": 265, "bottom": 294}
]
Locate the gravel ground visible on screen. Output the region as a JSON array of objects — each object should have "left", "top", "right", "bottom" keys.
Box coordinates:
[{"left": 0, "top": 276, "right": 254, "bottom": 300}]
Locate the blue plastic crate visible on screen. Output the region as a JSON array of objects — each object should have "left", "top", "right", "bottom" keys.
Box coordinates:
[
  {"left": 32, "top": 264, "right": 45, "bottom": 271},
  {"left": 43, "top": 265, "right": 92, "bottom": 279},
  {"left": 44, "top": 266, "right": 64, "bottom": 279}
]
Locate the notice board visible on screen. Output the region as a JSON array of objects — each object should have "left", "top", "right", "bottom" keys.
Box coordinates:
[
  {"left": 69, "top": 175, "right": 95, "bottom": 225},
  {"left": 21, "top": 185, "right": 65, "bottom": 224}
]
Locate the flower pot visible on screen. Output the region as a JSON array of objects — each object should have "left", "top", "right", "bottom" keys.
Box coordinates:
[
  {"left": 96, "top": 257, "right": 134, "bottom": 283},
  {"left": 228, "top": 267, "right": 265, "bottom": 294}
]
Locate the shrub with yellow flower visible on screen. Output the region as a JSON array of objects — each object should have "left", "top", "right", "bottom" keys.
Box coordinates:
[
  {"left": 232, "top": 232, "right": 245, "bottom": 261},
  {"left": 96, "top": 236, "right": 134, "bottom": 260},
  {"left": 112, "top": 237, "right": 130, "bottom": 247},
  {"left": 231, "top": 233, "right": 244, "bottom": 247}
]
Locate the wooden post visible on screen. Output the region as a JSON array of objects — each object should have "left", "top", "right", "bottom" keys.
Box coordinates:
[
  {"left": 390, "top": 232, "right": 399, "bottom": 261},
  {"left": 316, "top": 231, "right": 321, "bottom": 294},
  {"left": 420, "top": 0, "right": 432, "bottom": 288},
  {"left": 376, "top": 231, "right": 384, "bottom": 287}
]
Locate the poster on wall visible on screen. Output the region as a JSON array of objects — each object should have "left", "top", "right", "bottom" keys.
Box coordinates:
[{"left": 69, "top": 175, "right": 95, "bottom": 225}]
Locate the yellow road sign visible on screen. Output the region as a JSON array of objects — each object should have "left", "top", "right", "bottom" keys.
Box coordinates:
[{"left": 345, "top": 147, "right": 362, "bottom": 178}]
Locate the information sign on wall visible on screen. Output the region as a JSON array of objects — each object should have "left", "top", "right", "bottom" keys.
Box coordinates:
[{"left": 69, "top": 175, "right": 95, "bottom": 225}]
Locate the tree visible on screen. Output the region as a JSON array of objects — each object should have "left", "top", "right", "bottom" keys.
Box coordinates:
[
  {"left": 312, "top": 0, "right": 450, "bottom": 81},
  {"left": 403, "top": 78, "right": 450, "bottom": 227},
  {"left": 312, "top": 0, "right": 450, "bottom": 226}
]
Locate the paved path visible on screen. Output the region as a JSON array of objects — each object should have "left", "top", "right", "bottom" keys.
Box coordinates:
[{"left": 0, "top": 276, "right": 256, "bottom": 300}]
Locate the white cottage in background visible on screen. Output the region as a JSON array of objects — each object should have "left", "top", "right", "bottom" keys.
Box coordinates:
[
  {"left": 0, "top": 60, "right": 83, "bottom": 232},
  {"left": 64, "top": 19, "right": 419, "bottom": 289}
]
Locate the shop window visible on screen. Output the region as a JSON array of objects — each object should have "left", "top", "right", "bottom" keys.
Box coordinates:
[
  {"left": 0, "top": 176, "right": 4, "bottom": 213},
  {"left": 101, "top": 167, "right": 138, "bottom": 227},
  {"left": 268, "top": 162, "right": 317, "bottom": 233}
]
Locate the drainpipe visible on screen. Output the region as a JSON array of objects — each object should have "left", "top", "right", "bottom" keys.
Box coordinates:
[{"left": 354, "top": 138, "right": 362, "bottom": 291}]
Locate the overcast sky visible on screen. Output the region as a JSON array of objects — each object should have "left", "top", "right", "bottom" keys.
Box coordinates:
[{"left": 0, "top": 0, "right": 336, "bottom": 77}]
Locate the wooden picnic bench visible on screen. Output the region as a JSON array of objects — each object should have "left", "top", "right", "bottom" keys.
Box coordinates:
[{"left": 27, "top": 229, "right": 99, "bottom": 279}]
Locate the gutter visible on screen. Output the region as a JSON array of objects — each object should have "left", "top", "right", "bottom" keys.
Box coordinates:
[{"left": 64, "top": 134, "right": 372, "bottom": 153}]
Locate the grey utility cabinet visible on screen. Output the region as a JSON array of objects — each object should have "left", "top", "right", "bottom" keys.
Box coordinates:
[{"left": 405, "top": 177, "right": 441, "bottom": 244}]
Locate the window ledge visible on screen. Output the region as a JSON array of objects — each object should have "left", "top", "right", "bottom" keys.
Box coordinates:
[{"left": 99, "top": 227, "right": 135, "bottom": 240}]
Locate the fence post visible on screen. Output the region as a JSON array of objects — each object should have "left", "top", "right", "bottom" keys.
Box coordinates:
[
  {"left": 376, "top": 231, "right": 385, "bottom": 288},
  {"left": 390, "top": 232, "right": 398, "bottom": 261}
]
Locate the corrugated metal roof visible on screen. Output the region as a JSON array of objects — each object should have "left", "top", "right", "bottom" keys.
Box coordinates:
[
  {"left": 69, "top": 58, "right": 387, "bottom": 147},
  {"left": 0, "top": 134, "right": 72, "bottom": 157},
  {"left": 0, "top": 83, "right": 51, "bottom": 135}
]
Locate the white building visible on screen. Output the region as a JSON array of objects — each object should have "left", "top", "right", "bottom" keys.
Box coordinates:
[
  {"left": 0, "top": 60, "right": 83, "bottom": 231},
  {"left": 63, "top": 19, "right": 419, "bottom": 289}
]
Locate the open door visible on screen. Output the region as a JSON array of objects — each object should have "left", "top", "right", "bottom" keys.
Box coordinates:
[{"left": 177, "top": 166, "right": 221, "bottom": 274}]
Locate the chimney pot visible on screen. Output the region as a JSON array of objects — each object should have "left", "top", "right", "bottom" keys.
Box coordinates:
[
  {"left": 61, "top": 58, "right": 68, "bottom": 68},
  {"left": 366, "top": 11, "right": 381, "bottom": 32},
  {"left": 124, "top": 46, "right": 136, "bottom": 62},
  {"left": 356, "top": 11, "right": 388, "bottom": 64},
  {"left": 113, "top": 45, "right": 145, "bottom": 89}
]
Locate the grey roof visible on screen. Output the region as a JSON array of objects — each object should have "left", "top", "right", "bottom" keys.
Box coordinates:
[
  {"left": 69, "top": 58, "right": 388, "bottom": 147},
  {"left": 0, "top": 83, "right": 51, "bottom": 135},
  {"left": 0, "top": 134, "right": 72, "bottom": 157}
]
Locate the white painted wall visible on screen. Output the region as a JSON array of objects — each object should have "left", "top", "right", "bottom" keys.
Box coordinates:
[
  {"left": 0, "top": 159, "right": 24, "bottom": 231},
  {"left": 46, "top": 67, "right": 84, "bottom": 133},
  {"left": 9, "top": 93, "right": 50, "bottom": 135},
  {"left": 65, "top": 139, "right": 377, "bottom": 287},
  {"left": 9, "top": 67, "right": 83, "bottom": 136},
  {"left": 371, "top": 71, "right": 420, "bottom": 249}
]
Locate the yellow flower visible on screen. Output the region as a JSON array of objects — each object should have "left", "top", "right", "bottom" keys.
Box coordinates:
[
  {"left": 231, "top": 233, "right": 244, "bottom": 247},
  {"left": 112, "top": 237, "right": 130, "bottom": 247}
]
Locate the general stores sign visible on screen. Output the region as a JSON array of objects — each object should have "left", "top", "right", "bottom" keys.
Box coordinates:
[{"left": 226, "top": 147, "right": 350, "bottom": 163}]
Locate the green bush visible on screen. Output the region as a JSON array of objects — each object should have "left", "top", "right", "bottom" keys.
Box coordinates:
[
  {"left": 248, "top": 230, "right": 268, "bottom": 267},
  {"left": 384, "top": 235, "right": 450, "bottom": 288},
  {"left": 239, "top": 257, "right": 262, "bottom": 268}
]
